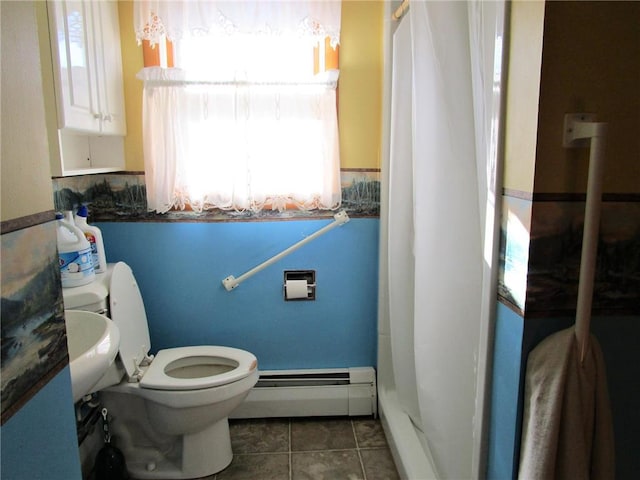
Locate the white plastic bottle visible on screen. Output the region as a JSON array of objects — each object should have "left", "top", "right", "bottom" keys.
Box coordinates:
[
  {"left": 64, "top": 210, "right": 75, "bottom": 225},
  {"left": 74, "top": 205, "right": 107, "bottom": 274},
  {"left": 56, "top": 213, "right": 95, "bottom": 287}
]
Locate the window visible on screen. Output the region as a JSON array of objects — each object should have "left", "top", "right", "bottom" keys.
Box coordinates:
[{"left": 135, "top": 1, "right": 342, "bottom": 214}]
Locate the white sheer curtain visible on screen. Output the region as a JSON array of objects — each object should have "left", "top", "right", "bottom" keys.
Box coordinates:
[
  {"left": 135, "top": 1, "right": 341, "bottom": 47},
  {"left": 134, "top": 1, "right": 341, "bottom": 213}
]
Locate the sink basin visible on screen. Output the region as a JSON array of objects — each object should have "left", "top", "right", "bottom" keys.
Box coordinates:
[{"left": 65, "top": 310, "right": 120, "bottom": 403}]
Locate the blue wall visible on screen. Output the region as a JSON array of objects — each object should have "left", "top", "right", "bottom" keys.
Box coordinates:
[
  {"left": 522, "top": 315, "right": 640, "bottom": 480},
  {"left": 487, "top": 305, "right": 640, "bottom": 479},
  {"left": 97, "top": 218, "right": 379, "bottom": 371},
  {"left": 487, "top": 303, "right": 524, "bottom": 480},
  {"left": 591, "top": 316, "right": 640, "bottom": 479},
  {"left": 0, "top": 367, "right": 81, "bottom": 480}
]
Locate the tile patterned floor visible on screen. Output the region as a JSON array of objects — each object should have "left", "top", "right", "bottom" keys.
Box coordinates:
[{"left": 208, "top": 416, "right": 400, "bottom": 480}]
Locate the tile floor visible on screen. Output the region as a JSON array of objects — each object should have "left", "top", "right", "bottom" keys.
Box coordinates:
[{"left": 208, "top": 416, "right": 400, "bottom": 480}]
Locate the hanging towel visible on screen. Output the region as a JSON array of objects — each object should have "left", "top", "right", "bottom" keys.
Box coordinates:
[{"left": 518, "top": 326, "right": 615, "bottom": 479}]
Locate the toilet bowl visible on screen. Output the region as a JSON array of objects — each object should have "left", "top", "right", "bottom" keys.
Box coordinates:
[{"left": 63, "top": 262, "right": 258, "bottom": 479}]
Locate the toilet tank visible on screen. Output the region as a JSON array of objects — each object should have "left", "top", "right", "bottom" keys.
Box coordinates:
[
  {"left": 62, "top": 265, "right": 114, "bottom": 313},
  {"left": 63, "top": 264, "right": 127, "bottom": 392}
]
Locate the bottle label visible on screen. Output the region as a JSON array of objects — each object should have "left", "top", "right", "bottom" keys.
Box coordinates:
[
  {"left": 83, "top": 232, "right": 100, "bottom": 269},
  {"left": 59, "top": 247, "right": 95, "bottom": 282}
]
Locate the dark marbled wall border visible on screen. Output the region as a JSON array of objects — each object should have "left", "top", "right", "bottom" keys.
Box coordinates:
[
  {"left": 498, "top": 191, "right": 640, "bottom": 317},
  {"left": 52, "top": 170, "right": 380, "bottom": 222},
  {"left": 527, "top": 198, "right": 640, "bottom": 315},
  {"left": 498, "top": 195, "right": 531, "bottom": 315}
]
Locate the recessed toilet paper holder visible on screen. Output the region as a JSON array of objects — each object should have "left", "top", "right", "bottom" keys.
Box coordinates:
[{"left": 284, "top": 270, "right": 316, "bottom": 301}]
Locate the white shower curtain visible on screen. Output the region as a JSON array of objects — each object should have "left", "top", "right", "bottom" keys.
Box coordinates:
[
  {"left": 387, "top": 1, "right": 505, "bottom": 478},
  {"left": 388, "top": 11, "right": 422, "bottom": 434}
]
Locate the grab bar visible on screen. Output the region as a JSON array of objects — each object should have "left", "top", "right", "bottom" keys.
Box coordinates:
[
  {"left": 222, "top": 211, "right": 350, "bottom": 291},
  {"left": 563, "top": 114, "right": 607, "bottom": 363}
]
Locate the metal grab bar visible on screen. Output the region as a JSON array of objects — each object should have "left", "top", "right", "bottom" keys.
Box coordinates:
[
  {"left": 563, "top": 114, "right": 608, "bottom": 363},
  {"left": 222, "top": 211, "right": 350, "bottom": 291}
]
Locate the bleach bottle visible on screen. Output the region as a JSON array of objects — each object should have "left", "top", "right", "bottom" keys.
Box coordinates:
[
  {"left": 75, "top": 205, "right": 107, "bottom": 273},
  {"left": 56, "top": 212, "right": 95, "bottom": 288}
]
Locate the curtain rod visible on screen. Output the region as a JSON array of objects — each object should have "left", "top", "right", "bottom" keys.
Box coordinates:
[
  {"left": 392, "top": 0, "right": 409, "bottom": 21},
  {"left": 140, "top": 80, "right": 338, "bottom": 89}
]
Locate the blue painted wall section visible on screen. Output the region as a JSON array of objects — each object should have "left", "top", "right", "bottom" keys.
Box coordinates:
[
  {"left": 521, "top": 315, "right": 640, "bottom": 480},
  {"left": 487, "top": 303, "right": 524, "bottom": 480},
  {"left": 590, "top": 316, "right": 640, "bottom": 479},
  {"left": 490, "top": 191, "right": 640, "bottom": 479},
  {"left": 97, "top": 218, "right": 379, "bottom": 370},
  {"left": 1, "top": 214, "right": 82, "bottom": 480},
  {"left": 1, "top": 367, "right": 81, "bottom": 480}
]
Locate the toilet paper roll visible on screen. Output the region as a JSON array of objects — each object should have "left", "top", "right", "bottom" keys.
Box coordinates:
[{"left": 285, "top": 279, "right": 309, "bottom": 299}]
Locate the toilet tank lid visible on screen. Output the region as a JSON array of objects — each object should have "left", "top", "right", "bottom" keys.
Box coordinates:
[{"left": 62, "top": 276, "right": 109, "bottom": 309}]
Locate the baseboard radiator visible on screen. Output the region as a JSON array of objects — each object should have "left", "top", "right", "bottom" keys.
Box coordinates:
[{"left": 230, "top": 367, "right": 377, "bottom": 418}]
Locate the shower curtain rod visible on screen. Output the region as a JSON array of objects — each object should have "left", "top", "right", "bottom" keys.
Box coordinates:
[{"left": 392, "top": 0, "right": 409, "bottom": 20}]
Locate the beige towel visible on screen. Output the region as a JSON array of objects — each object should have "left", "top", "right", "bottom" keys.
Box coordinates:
[{"left": 518, "top": 327, "right": 615, "bottom": 479}]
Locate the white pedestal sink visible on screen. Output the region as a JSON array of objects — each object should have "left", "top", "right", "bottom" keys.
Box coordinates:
[{"left": 65, "top": 310, "right": 120, "bottom": 403}]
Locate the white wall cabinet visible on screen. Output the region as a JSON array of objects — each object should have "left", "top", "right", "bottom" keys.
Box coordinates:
[{"left": 46, "top": 0, "right": 126, "bottom": 176}]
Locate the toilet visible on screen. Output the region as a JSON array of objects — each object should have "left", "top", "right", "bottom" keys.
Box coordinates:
[{"left": 63, "top": 262, "right": 258, "bottom": 479}]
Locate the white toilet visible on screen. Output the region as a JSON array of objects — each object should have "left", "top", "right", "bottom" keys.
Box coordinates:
[{"left": 63, "top": 262, "right": 258, "bottom": 479}]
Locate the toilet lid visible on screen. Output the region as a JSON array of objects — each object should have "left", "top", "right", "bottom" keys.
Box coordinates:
[
  {"left": 109, "top": 262, "right": 152, "bottom": 380},
  {"left": 140, "top": 345, "right": 258, "bottom": 391}
]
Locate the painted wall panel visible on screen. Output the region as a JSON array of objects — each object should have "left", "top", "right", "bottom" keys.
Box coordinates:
[
  {"left": 487, "top": 303, "right": 524, "bottom": 480},
  {"left": 339, "top": 0, "right": 384, "bottom": 169},
  {"left": 520, "top": 315, "right": 640, "bottom": 479},
  {"left": 590, "top": 316, "right": 640, "bottom": 479},
  {"left": 97, "top": 219, "right": 379, "bottom": 370},
  {"left": 117, "top": 1, "right": 145, "bottom": 171},
  {"left": 0, "top": 1, "right": 53, "bottom": 221},
  {"left": 502, "top": 0, "right": 544, "bottom": 194},
  {"left": 535, "top": 1, "right": 640, "bottom": 194},
  {"left": 1, "top": 368, "right": 81, "bottom": 480}
]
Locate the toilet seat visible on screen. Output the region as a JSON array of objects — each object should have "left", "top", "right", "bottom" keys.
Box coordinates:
[
  {"left": 140, "top": 345, "right": 258, "bottom": 391},
  {"left": 109, "top": 262, "right": 258, "bottom": 391}
]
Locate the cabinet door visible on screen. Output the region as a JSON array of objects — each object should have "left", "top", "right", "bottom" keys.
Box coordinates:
[
  {"left": 92, "top": 0, "right": 126, "bottom": 135},
  {"left": 49, "top": 0, "right": 101, "bottom": 133}
]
